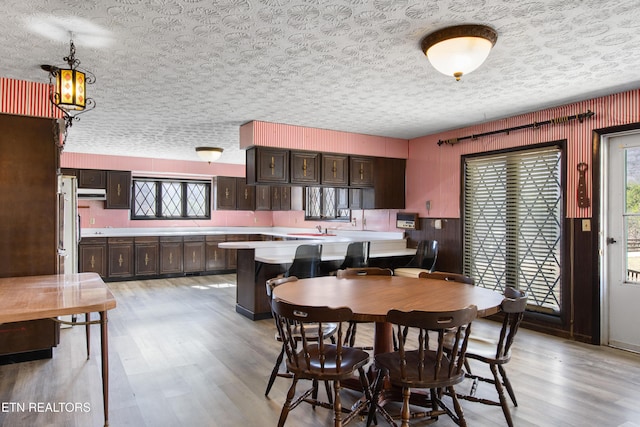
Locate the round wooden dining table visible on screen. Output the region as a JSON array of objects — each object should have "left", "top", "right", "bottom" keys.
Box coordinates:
[{"left": 272, "top": 274, "right": 505, "bottom": 354}]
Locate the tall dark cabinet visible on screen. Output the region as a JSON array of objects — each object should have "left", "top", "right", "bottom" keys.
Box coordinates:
[{"left": 0, "top": 114, "right": 60, "bottom": 360}]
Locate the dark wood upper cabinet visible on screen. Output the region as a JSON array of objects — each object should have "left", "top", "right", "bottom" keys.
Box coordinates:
[
  {"left": 246, "top": 147, "right": 289, "bottom": 184},
  {"left": 337, "top": 187, "right": 349, "bottom": 210},
  {"left": 349, "top": 156, "right": 374, "bottom": 187},
  {"left": 271, "top": 186, "right": 291, "bottom": 211},
  {"left": 236, "top": 177, "right": 256, "bottom": 211},
  {"left": 106, "top": 170, "right": 131, "bottom": 209},
  {"left": 78, "top": 169, "right": 106, "bottom": 189},
  {"left": 291, "top": 151, "right": 320, "bottom": 185},
  {"left": 368, "top": 157, "right": 406, "bottom": 209},
  {"left": 321, "top": 153, "right": 349, "bottom": 186},
  {"left": 216, "top": 176, "right": 237, "bottom": 210},
  {"left": 60, "top": 168, "right": 78, "bottom": 178},
  {"left": 255, "top": 185, "right": 271, "bottom": 211}
]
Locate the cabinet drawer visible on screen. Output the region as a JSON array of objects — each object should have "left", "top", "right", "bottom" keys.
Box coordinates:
[
  {"left": 108, "top": 237, "right": 134, "bottom": 244},
  {"left": 183, "top": 235, "right": 205, "bottom": 242}
]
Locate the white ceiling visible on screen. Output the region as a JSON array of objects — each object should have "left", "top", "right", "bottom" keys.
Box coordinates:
[{"left": 2, "top": 0, "right": 640, "bottom": 164}]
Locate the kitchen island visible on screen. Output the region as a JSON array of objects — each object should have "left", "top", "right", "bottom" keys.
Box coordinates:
[{"left": 219, "top": 231, "right": 415, "bottom": 320}]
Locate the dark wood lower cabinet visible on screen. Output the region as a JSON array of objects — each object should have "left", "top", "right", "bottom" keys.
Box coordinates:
[
  {"left": 184, "top": 236, "right": 205, "bottom": 273},
  {"left": 135, "top": 237, "right": 159, "bottom": 276},
  {"left": 80, "top": 233, "right": 243, "bottom": 280},
  {"left": 108, "top": 237, "right": 134, "bottom": 279},
  {"left": 206, "top": 236, "right": 226, "bottom": 271},
  {"left": 160, "top": 237, "right": 183, "bottom": 275},
  {"left": 79, "top": 237, "right": 107, "bottom": 278}
]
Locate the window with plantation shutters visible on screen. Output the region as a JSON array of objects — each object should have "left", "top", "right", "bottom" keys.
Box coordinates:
[{"left": 463, "top": 144, "right": 563, "bottom": 315}]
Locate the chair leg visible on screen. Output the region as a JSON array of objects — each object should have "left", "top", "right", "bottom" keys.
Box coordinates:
[
  {"left": 312, "top": 379, "right": 319, "bottom": 408},
  {"left": 333, "top": 380, "right": 343, "bottom": 427},
  {"left": 498, "top": 365, "right": 518, "bottom": 406},
  {"left": 401, "top": 387, "right": 411, "bottom": 427},
  {"left": 490, "top": 364, "right": 514, "bottom": 427},
  {"left": 448, "top": 385, "right": 467, "bottom": 427},
  {"left": 325, "top": 380, "right": 334, "bottom": 405},
  {"left": 266, "top": 344, "right": 286, "bottom": 396},
  {"left": 278, "top": 377, "right": 299, "bottom": 427}
]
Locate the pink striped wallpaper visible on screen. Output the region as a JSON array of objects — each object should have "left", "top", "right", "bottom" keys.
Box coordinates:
[
  {"left": 4, "top": 76, "right": 640, "bottom": 226},
  {"left": 60, "top": 152, "right": 245, "bottom": 177},
  {"left": 0, "top": 77, "right": 61, "bottom": 119},
  {"left": 240, "top": 120, "right": 409, "bottom": 159},
  {"left": 407, "top": 89, "right": 640, "bottom": 219}
]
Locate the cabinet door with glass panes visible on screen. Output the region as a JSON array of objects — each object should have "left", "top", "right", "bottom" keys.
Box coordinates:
[{"left": 304, "top": 187, "right": 350, "bottom": 220}]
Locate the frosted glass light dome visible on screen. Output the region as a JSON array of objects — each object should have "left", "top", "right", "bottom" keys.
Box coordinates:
[{"left": 421, "top": 25, "right": 498, "bottom": 81}]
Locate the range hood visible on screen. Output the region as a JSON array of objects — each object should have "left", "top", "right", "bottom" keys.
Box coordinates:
[{"left": 77, "top": 188, "right": 107, "bottom": 200}]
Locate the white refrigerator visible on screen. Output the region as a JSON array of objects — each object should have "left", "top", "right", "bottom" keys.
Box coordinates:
[{"left": 58, "top": 175, "right": 79, "bottom": 275}]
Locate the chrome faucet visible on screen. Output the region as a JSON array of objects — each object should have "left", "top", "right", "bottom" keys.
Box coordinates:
[{"left": 316, "top": 225, "right": 323, "bottom": 233}]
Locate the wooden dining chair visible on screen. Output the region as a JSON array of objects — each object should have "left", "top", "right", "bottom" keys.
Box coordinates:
[
  {"left": 418, "top": 270, "right": 474, "bottom": 285},
  {"left": 390, "top": 271, "right": 475, "bottom": 351},
  {"left": 336, "top": 267, "right": 393, "bottom": 348},
  {"left": 264, "top": 276, "right": 337, "bottom": 397},
  {"left": 271, "top": 298, "right": 373, "bottom": 427},
  {"left": 456, "top": 287, "right": 527, "bottom": 427},
  {"left": 367, "top": 305, "right": 477, "bottom": 427}
]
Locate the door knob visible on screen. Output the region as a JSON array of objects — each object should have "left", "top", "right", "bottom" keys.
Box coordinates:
[{"left": 606, "top": 237, "right": 617, "bottom": 244}]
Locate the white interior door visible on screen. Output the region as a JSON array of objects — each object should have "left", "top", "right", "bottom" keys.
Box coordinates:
[{"left": 604, "top": 132, "right": 640, "bottom": 353}]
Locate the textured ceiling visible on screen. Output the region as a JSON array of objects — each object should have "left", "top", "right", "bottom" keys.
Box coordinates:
[{"left": 1, "top": 0, "right": 640, "bottom": 164}]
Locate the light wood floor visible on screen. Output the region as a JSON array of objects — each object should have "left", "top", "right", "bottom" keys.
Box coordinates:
[{"left": 1, "top": 274, "right": 640, "bottom": 427}]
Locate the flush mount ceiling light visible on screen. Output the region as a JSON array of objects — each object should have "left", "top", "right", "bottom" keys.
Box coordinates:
[
  {"left": 196, "top": 146, "right": 224, "bottom": 163},
  {"left": 421, "top": 24, "right": 498, "bottom": 81},
  {"left": 41, "top": 32, "right": 96, "bottom": 147}
]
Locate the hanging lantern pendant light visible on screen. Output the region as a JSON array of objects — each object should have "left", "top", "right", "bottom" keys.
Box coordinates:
[
  {"left": 55, "top": 39, "right": 87, "bottom": 111},
  {"left": 41, "top": 32, "right": 96, "bottom": 147}
]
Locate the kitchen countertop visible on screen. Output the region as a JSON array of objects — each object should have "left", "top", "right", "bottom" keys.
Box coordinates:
[
  {"left": 80, "top": 226, "right": 414, "bottom": 264},
  {"left": 81, "top": 226, "right": 404, "bottom": 241}
]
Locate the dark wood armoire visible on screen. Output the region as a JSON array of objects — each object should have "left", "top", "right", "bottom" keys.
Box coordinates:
[{"left": 0, "top": 113, "right": 61, "bottom": 362}]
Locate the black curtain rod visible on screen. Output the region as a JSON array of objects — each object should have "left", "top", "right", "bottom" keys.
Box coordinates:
[{"left": 437, "top": 110, "right": 595, "bottom": 146}]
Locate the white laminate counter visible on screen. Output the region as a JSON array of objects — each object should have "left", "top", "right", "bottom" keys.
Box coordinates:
[
  {"left": 80, "top": 226, "right": 403, "bottom": 240},
  {"left": 218, "top": 234, "right": 415, "bottom": 264},
  {"left": 80, "top": 226, "right": 414, "bottom": 265}
]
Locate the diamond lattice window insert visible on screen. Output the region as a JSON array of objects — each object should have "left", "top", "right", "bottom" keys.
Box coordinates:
[{"left": 463, "top": 145, "right": 563, "bottom": 314}]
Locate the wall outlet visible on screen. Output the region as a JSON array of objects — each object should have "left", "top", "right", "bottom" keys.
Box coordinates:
[
  {"left": 434, "top": 219, "right": 442, "bottom": 229},
  {"left": 582, "top": 219, "right": 591, "bottom": 232},
  {"left": 90, "top": 217, "right": 95, "bottom": 225}
]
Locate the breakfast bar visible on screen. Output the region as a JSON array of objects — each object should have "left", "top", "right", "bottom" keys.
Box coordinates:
[{"left": 219, "top": 231, "right": 415, "bottom": 319}]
